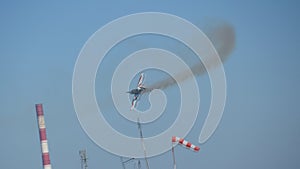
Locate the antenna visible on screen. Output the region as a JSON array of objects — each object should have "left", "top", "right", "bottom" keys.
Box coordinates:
[
  {"left": 134, "top": 160, "right": 141, "bottom": 169},
  {"left": 120, "top": 157, "right": 135, "bottom": 169},
  {"left": 79, "top": 149, "right": 88, "bottom": 169},
  {"left": 137, "top": 118, "right": 150, "bottom": 169}
]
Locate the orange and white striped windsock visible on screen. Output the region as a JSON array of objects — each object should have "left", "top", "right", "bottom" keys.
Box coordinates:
[{"left": 172, "top": 136, "right": 200, "bottom": 152}]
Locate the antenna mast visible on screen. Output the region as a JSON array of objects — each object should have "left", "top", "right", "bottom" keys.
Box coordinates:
[
  {"left": 79, "top": 149, "right": 88, "bottom": 169},
  {"left": 137, "top": 118, "right": 150, "bottom": 169}
]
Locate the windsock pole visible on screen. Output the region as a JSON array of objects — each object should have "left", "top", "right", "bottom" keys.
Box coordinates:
[
  {"left": 171, "top": 136, "right": 200, "bottom": 169},
  {"left": 171, "top": 144, "right": 176, "bottom": 169}
]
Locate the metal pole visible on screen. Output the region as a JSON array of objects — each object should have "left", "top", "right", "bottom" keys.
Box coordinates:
[
  {"left": 171, "top": 144, "right": 176, "bottom": 169},
  {"left": 137, "top": 160, "right": 141, "bottom": 169},
  {"left": 120, "top": 157, "right": 135, "bottom": 169},
  {"left": 137, "top": 118, "right": 150, "bottom": 169},
  {"left": 79, "top": 150, "right": 88, "bottom": 169},
  {"left": 120, "top": 157, "right": 126, "bottom": 169}
]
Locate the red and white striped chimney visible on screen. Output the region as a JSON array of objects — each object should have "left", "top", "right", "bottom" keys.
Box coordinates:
[{"left": 35, "top": 104, "right": 52, "bottom": 169}]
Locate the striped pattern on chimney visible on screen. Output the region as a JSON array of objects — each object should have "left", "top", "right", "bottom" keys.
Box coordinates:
[{"left": 36, "top": 104, "right": 52, "bottom": 169}]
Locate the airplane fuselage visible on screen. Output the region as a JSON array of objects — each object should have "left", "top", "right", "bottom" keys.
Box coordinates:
[{"left": 128, "top": 87, "right": 146, "bottom": 95}]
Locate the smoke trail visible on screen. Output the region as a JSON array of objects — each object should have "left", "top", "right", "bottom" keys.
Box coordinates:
[{"left": 146, "top": 22, "right": 235, "bottom": 91}]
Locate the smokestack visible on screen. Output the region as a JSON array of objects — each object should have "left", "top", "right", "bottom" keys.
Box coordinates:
[{"left": 35, "top": 104, "right": 52, "bottom": 169}]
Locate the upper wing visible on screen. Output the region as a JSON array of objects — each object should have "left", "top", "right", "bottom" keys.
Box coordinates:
[{"left": 137, "top": 73, "right": 144, "bottom": 88}]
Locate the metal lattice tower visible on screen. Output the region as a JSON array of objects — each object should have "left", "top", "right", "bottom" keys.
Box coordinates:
[{"left": 79, "top": 150, "right": 88, "bottom": 169}]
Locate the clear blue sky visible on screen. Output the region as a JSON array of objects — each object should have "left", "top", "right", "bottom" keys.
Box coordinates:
[{"left": 1, "top": 0, "right": 300, "bottom": 169}]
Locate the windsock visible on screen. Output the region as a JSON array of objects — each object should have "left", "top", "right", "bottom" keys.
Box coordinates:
[{"left": 172, "top": 136, "right": 200, "bottom": 152}]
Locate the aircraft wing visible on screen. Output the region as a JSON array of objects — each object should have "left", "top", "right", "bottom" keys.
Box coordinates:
[
  {"left": 137, "top": 73, "right": 144, "bottom": 88},
  {"left": 130, "top": 95, "right": 138, "bottom": 110}
]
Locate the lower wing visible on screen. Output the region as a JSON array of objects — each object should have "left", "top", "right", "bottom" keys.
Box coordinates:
[{"left": 130, "top": 95, "right": 138, "bottom": 110}]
